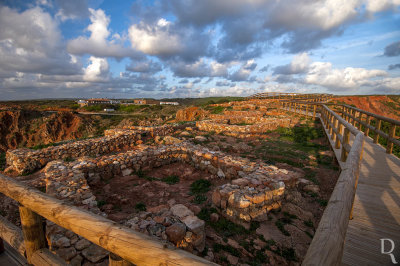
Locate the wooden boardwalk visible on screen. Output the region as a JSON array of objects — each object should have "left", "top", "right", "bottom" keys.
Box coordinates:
[{"left": 322, "top": 123, "right": 400, "bottom": 265}]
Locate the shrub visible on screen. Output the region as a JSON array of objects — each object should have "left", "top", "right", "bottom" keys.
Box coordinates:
[
  {"left": 162, "top": 175, "right": 180, "bottom": 185},
  {"left": 190, "top": 179, "right": 212, "bottom": 194},
  {"left": 135, "top": 202, "right": 146, "bottom": 211}
]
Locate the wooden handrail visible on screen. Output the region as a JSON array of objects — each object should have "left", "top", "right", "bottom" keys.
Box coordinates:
[
  {"left": 302, "top": 133, "right": 364, "bottom": 265},
  {"left": 0, "top": 174, "right": 215, "bottom": 266},
  {"left": 339, "top": 104, "right": 400, "bottom": 126},
  {"left": 280, "top": 98, "right": 366, "bottom": 265}
]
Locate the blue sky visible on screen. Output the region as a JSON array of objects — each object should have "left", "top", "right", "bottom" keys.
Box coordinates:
[{"left": 0, "top": 0, "right": 399, "bottom": 100}]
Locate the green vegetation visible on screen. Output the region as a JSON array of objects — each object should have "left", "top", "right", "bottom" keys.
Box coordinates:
[
  {"left": 135, "top": 202, "right": 147, "bottom": 211},
  {"left": 190, "top": 179, "right": 211, "bottom": 194},
  {"left": 0, "top": 152, "right": 5, "bottom": 171},
  {"left": 97, "top": 200, "right": 107, "bottom": 208},
  {"left": 213, "top": 243, "right": 240, "bottom": 257},
  {"left": 63, "top": 157, "right": 75, "bottom": 162},
  {"left": 198, "top": 207, "right": 248, "bottom": 237},
  {"left": 192, "top": 194, "right": 208, "bottom": 204},
  {"left": 162, "top": 175, "right": 180, "bottom": 185}
]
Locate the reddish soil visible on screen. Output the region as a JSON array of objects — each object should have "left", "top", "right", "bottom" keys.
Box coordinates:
[
  {"left": 334, "top": 95, "right": 400, "bottom": 120},
  {"left": 91, "top": 162, "right": 226, "bottom": 222}
]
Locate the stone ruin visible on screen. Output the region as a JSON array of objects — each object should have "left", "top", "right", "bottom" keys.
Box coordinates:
[{"left": 4, "top": 104, "right": 308, "bottom": 264}]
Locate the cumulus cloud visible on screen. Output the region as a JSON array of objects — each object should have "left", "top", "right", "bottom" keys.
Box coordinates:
[
  {"left": 228, "top": 60, "right": 257, "bottom": 81},
  {"left": 169, "top": 59, "right": 229, "bottom": 78},
  {"left": 273, "top": 53, "right": 392, "bottom": 91},
  {"left": 68, "top": 8, "right": 142, "bottom": 59},
  {"left": 126, "top": 59, "right": 163, "bottom": 73},
  {"left": 366, "top": 0, "right": 400, "bottom": 13},
  {"left": 128, "top": 18, "right": 211, "bottom": 62},
  {"left": 388, "top": 64, "right": 400, "bottom": 70},
  {"left": 273, "top": 53, "right": 311, "bottom": 75},
  {"left": 384, "top": 41, "right": 400, "bottom": 57},
  {"left": 0, "top": 6, "right": 81, "bottom": 77},
  {"left": 55, "top": 0, "right": 89, "bottom": 21},
  {"left": 83, "top": 56, "right": 110, "bottom": 82},
  {"left": 305, "top": 62, "right": 387, "bottom": 89}
]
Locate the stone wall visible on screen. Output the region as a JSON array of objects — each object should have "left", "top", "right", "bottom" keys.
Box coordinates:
[
  {"left": 6, "top": 129, "right": 147, "bottom": 175},
  {"left": 121, "top": 125, "right": 176, "bottom": 137},
  {"left": 196, "top": 118, "right": 295, "bottom": 136},
  {"left": 43, "top": 142, "right": 300, "bottom": 225}
]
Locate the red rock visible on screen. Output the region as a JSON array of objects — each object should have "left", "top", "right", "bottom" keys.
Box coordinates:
[{"left": 212, "top": 190, "right": 221, "bottom": 207}]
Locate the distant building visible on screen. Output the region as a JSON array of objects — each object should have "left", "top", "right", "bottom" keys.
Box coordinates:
[
  {"left": 133, "top": 99, "right": 160, "bottom": 105},
  {"left": 78, "top": 98, "right": 120, "bottom": 107},
  {"left": 160, "top": 101, "right": 179, "bottom": 105}
]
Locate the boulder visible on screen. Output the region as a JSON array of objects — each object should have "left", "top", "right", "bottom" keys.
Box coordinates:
[
  {"left": 170, "top": 204, "right": 194, "bottom": 219},
  {"left": 166, "top": 223, "right": 186, "bottom": 244},
  {"left": 81, "top": 244, "right": 109, "bottom": 263}
]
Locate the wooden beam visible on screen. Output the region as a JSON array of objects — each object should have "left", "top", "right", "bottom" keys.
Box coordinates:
[
  {"left": 19, "top": 206, "right": 46, "bottom": 263},
  {"left": 386, "top": 124, "right": 396, "bottom": 154},
  {"left": 0, "top": 238, "right": 4, "bottom": 254},
  {"left": 0, "top": 215, "right": 26, "bottom": 258},
  {"left": 373, "top": 119, "right": 381, "bottom": 144},
  {"left": 0, "top": 174, "right": 215, "bottom": 266},
  {"left": 341, "top": 128, "right": 350, "bottom": 162}
]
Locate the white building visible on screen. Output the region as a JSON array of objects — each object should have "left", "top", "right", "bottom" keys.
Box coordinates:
[{"left": 160, "top": 101, "right": 179, "bottom": 105}]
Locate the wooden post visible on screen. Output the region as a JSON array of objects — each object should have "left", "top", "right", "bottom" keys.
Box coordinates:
[
  {"left": 357, "top": 112, "right": 362, "bottom": 130},
  {"left": 364, "top": 115, "right": 370, "bottom": 136},
  {"left": 19, "top": 206, "right": 46, "bottom": 263},
  {"left": 386, "top": 124, "right": 396, "bottom": 154},
  {"left": 313, "top": 105, "right": 316, "bottom": 119},
  {"left": 335, "top": 123, "right": 342, "bottom": 149},
  {"left": 341, "top": 128, "right": 350, "bottom": 162},
  {"left": 305, "top": 104, "right": 308, "bottom": 117},
  {"left": 110, "top": 253, "right": 134, "bottom": 266},
  {"left": 374, "top": 119, "right": 381, "bottom": 144},
  {"left": 332, "top": 118, "right": 338, "bottom": 141}
]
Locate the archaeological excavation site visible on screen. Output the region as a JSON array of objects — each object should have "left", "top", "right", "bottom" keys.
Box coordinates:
[{"left": 1, "top": 92, "right": 398, "bottom": 266}]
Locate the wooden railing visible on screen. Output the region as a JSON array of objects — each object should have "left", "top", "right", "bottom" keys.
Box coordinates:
[
  {"left": 336, "top": 104, "right": 400, "bottom": 154},
  {"left": 247, "top": 92, "right": 332, "bottom": 102},
  {"left": 281, "top": 101, "right": 365, "bottom": 265},
  {"left": 0, "top": 174, "right": 214, "bottom": 266}
]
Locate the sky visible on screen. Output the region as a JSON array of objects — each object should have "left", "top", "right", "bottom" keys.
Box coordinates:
[{"left": 0, "top": 0, "right": 399, "bottom": 100}]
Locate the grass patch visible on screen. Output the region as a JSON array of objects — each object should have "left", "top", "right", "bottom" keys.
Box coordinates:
[
  {"left": 304, "top": 220, "right": 314, "bottom": 228},
  {"left": 97, "top": 200, "right": 107, "bottom": 208},
  {"left": 192, "top": 194, "right": 208, "bottom": 204},
  {"left": 0, "top": 152, "right": 5, "bottom": 171},
  {"left": 63, "top": 157, "right": 75, "bottom": 162},
  {"left": 275, "top": 220, "right": 290, "bottom": 236},
  {"left": 190, "top": 179, "right": 211, "bottom": 194},
  {"left": 213, "top": 243, "right": 240, "bottom": 257},
  {"left": 162, "top": 175, "right": 180, "bottom": 185},
  {"left": 135, "top": 202, "right": 147, "bottom": 211}
]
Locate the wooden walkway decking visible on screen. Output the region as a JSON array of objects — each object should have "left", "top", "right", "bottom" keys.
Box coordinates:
[{"left": 322, "top": 122, "right": 400, "bottom": 265}]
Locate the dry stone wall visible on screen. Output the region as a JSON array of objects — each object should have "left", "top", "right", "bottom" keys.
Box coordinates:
[
  {"left": 5, "top": 129, "right": 154, "bottom": 175},
  {"left": 43, "top": 142, "right": 300, "bottom": 227},
  {"left": 196, "top": 117, "right": 294, "bottom": 137}
]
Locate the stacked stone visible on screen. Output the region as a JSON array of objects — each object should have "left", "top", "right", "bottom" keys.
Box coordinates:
[
  {"left": 196, "top": 118, "right": 294, "bottom": 136},
  {"left": 6, "top": 129, "right": 147, "bottom": 175},
  {"left": 43, "top": 142, "right": 300, "bottom": 223},
  {"left": 43, "top": 161, "right": 108, "bottom": 265},
  {"left": 125, "top": 203, "right": 206, "bottom": 253},
  {"left": 122, "top": 125, "right": 176, "bottom": 137}
]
